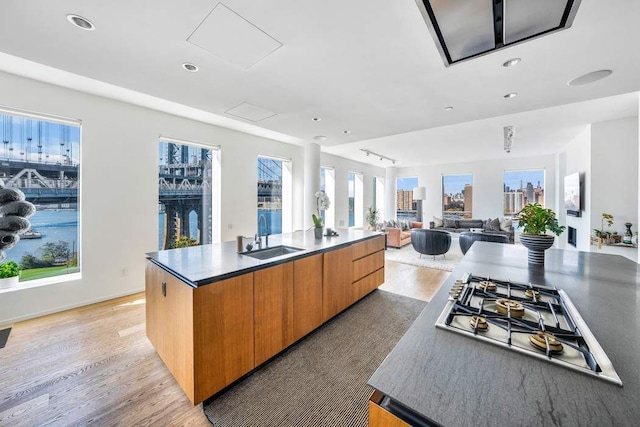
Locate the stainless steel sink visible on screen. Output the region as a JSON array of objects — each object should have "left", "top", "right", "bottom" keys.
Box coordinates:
[{"left": 241, "top": 245, "right": 303, "bottom": 260}]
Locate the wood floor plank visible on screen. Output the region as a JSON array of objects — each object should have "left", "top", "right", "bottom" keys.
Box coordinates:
[
  {"left": 0, "top": 261, "right": 446, "bottom": 426},
  {"left": 0, "top": 393, "right": 49, "bottom": 426}
]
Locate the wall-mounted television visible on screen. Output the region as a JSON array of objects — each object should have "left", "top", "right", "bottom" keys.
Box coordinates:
[{"left": 564, "top": 172, "right": 581, "bottom": 217}]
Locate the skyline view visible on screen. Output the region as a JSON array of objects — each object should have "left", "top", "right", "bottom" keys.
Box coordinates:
[
  {"left": 442, "top": 174, "right": 473, "bottom": 218},
  {"left": 504, "top": 169, "right": 545, "bottom": 215},
  {"left": 504, "top": 169, "right": 545, "bottom": 192}
]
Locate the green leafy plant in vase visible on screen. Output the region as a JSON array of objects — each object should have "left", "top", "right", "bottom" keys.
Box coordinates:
[
  {"left": 593, "top": 213, "right": 618, "bottom": 246},
  {"left": 365, "top": 206, "right": 380, "bottom": 231},
  {"left": 0, "top": 261, "right": 20, "bottom": 289},
  {"left": 312, "top": 214, "right": 324, "bottom": 239},
  {"left": 517, "top": 203, "right": 565, "bottom": 265}
]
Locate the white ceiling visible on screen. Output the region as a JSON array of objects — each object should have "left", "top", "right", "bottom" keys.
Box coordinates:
[{"left": 0, "top": 0, "right": 638, "bottom": 166}]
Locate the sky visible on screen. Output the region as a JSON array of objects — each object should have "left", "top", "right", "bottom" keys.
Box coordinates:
[
  {"left": 442, "top": 174, "right": 472, "bottom": 195},
  {"left": 397, "top": 177, "right": 418, "bottom": 191},
  {"left": 504, "top": 170, "right": 545, "bottom": 191},
  {"left": 1, "top": 114, "right": 80, "bottom": 165}
]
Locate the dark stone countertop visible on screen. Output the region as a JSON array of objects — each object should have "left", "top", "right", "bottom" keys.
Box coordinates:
[
  {"left": 146, "top": 228, "right": 381, "bottom": 287},
  {"left": 368, "top": 241, "right": 640, "bottom": 426}
]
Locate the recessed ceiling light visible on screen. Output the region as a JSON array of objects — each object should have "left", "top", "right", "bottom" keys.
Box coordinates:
[
  {"left": 313, "top": 135, "right": 327, "bottom": 141},
  {"left": 504, "top": 92, "right": 518, "bottom": 99},
  {"left": 66, "top": 14, "right": 95, "bottom": 31},
  {"left": 343, "top": 130, "right": 351, "bottom": 134},
  {"left": 444, "top": 106, "right": 454, "bottom": 111},
  {"left": 502, "top": 58, "right": 521, "bottom": 68},
  {"left": 182, "top": 63, "right": 199, "bottom": 72},
  {"left": 567, "top": 70, "right": 613, "bottom": 86},
  {"left": 312, "top": 117, "right": 321, "bottom": 122}
]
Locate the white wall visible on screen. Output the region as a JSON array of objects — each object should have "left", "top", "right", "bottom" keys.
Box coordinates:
[
  {"left": 320, "top": 153, "right": 385, "bottom": 229},
  {"left": 0, "top": 70, "right": 311, "bottom": 324},
  {"left": 559, "top": 126, "right": 592, "bottom": 251},
  {"left": 590, "top": 117, "right": 639, "bottom": 238},
  {"left": 557, "top": 117, "right": 639, "bottom": 260},
  {"left": 396, "top": 154, "right": 557, "bottom": 224}
]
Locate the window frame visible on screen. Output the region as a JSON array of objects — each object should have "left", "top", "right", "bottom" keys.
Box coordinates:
[
  {"left": 503, "top": 169, "right": 546, "bottom": 217},
  {"left": 441, "top": 173, "right": 473, "bottom": 219},
  {"left": 396, "top": 176, "right": 418, "bottom": 222},
  {"left": 257, "top": 155, "right": 292, "bottom": 235},
  {"left": 158, "top": 136, "right": 221, "bottom": 249},
  {"left": 0, "top": 107, "right": 82, "bottom": 287}
]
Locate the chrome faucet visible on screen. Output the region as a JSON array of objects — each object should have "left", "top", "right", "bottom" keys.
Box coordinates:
[{"left": 258, "top": 214, "right": 270, "bottom": 249}]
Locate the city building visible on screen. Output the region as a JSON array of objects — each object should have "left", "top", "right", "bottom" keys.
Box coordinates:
[
  {"left": 396, "top": 189, "right": 415, "bottom": 212},
  {"left": 463, "top": 184, "right": 473, "bottom": 215}
]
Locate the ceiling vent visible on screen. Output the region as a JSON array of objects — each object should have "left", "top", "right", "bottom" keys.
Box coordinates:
[
  {"left": 187, "top": 3, "right": 282, "bottom": 69},
  {"left": 225, "top": 102, "right": 277, "bottom": 122},
  {"left": 414, "top": 0, "right": 582, "bottom": 66}
]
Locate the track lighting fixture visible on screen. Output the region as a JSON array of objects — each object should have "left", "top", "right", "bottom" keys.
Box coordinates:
[{"left": 359, "top": 149, "right": 396, "bottom": 164}]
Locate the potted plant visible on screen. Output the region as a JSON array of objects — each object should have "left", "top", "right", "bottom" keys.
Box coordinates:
[
  {"left": 365, "top": 206, "right": 380, "bottom": 231},
  {"left": 0, "top": 261, "right": 20, "bottom": 289},
  {"left": 517, "top": 203, "right": 566, "bottom": 265},
  {"left": 313, "top": 191, "right": 330, "bottom": 239},
  {"left": 593, "top": 213, "right": 619, "bottom": 246}
]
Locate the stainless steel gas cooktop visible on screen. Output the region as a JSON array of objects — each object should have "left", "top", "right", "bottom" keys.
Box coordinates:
[{"left": 436, "top": 273, "right": 622, "bottom": 386}]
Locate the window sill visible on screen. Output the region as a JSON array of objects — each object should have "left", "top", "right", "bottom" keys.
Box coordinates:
[{"left": 0, "top": 272, "right": 82, "bottom": 294}]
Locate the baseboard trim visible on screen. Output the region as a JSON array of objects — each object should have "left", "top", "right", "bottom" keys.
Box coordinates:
[{"left": 0, "top": 288, "right": 145, "bottom": 325}]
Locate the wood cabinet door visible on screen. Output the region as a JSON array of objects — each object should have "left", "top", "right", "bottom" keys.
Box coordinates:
[
  {"left": 293, "top": 254, "right": 323, "bottom": 341},
  {"left": 323, "top": 245, "right": 354, "bottom": 321},
  {"left": 254, "top": 263, "right": 294, "bottom": 366},
  {"left": 368, "top": 391, "right": 410, "bottom": 427},
  {"left": 193, "top": 273, "right": 254, "bottom": 404}
]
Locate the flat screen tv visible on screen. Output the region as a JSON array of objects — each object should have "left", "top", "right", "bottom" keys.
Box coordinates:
[{"left": 564, "top": 172, "right": 581, "bottom": 217}]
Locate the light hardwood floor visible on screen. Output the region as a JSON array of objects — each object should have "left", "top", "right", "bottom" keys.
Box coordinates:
[{"left": 0, "top": 260, "right": 447, "bottom": 426}]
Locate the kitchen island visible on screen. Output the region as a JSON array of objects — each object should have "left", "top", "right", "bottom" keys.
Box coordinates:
[
  {"left": 146, "top": 229, "right": 385, "bottom": 404},
  {"left": 368, "top": 242, "right": 640, "bottom": 426}
]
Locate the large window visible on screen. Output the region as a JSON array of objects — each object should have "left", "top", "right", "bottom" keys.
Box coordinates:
[
  {"left": 442, "top": 174, "right": 473, "bottom": 219},
  {"left": 396, "top": 177, "right": 418, "bottom": 221},
  {"left": 0, "top": 110, "right": 80, "bottom": 282},
  {"left": 348, "top": 172, "right": 363, "bottom": 227},
  {"left": 504, "top": 169, "right": 545, "bottom": 216},
  {"left": 158, "top": 138, "right": 219, "bottom": 250},
  {"left": 320, "top": 167, "right": 335, "bottom": 228},
  {"left": 257, "top": 156, "right": 292, "bottom": 235}
]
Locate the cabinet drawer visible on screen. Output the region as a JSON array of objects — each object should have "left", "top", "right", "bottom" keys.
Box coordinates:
[
  {"left": 352, "top": 236, "right": 385, "bottom": 260},
  {"left": 353, "top": 268, "right": 384, "bottom": 301},
  {"left": 352, "top": 250, "right": 384, "bottom": 282}
]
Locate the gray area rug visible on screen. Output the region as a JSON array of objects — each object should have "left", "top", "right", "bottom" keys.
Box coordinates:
[
  {"left": 202, "top": 290, "right": 426, "bottom": 427},
  {"left": 385, "top": 237, "right": 463, "bottom": 271}
]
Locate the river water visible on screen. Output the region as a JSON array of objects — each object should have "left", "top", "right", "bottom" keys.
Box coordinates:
[{"left": 3, "top": 210, "right": 79, "bottom": 265}]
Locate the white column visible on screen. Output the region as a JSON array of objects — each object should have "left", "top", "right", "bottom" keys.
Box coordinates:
[
  {"left": 304, "top": 142, "right": 321, "bottom": 230},
  {"left": 325, "top": 168, "right": 336, "bottom": 228},
  {"left": 375, "top": 176, "right": 385, "bottom": 221},
  {"left": 385, "top": 166, "right": 397, "bottom": 221}
]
